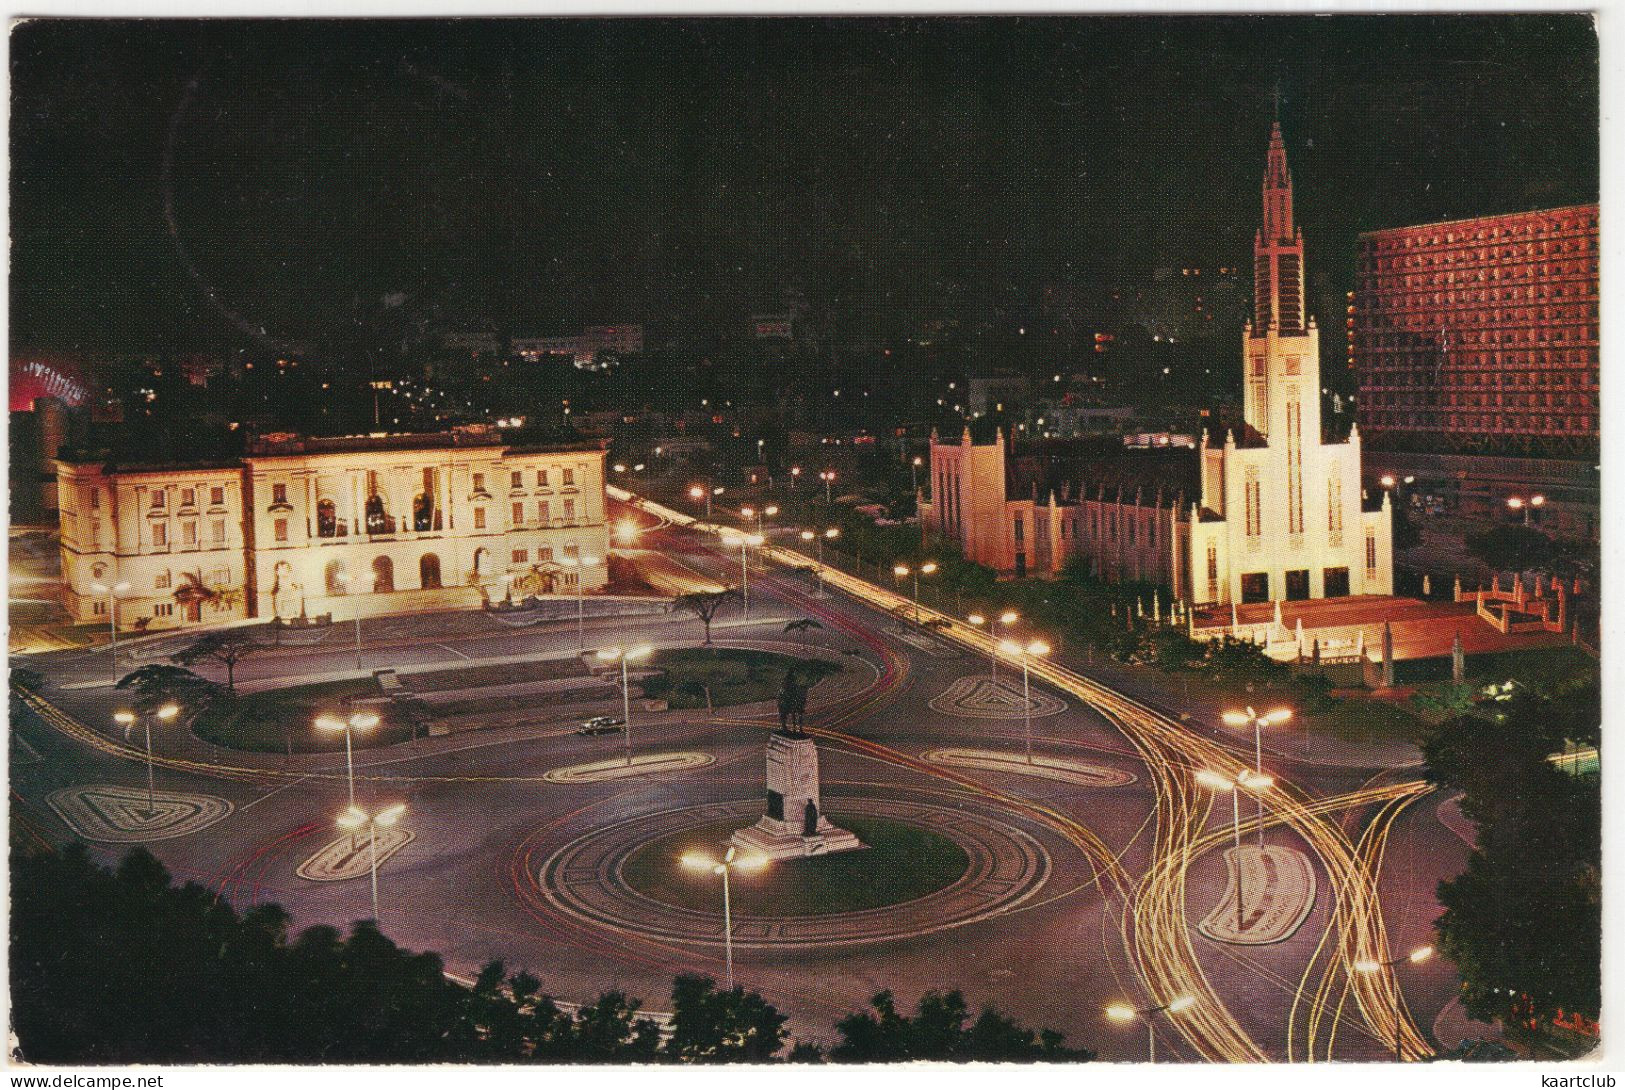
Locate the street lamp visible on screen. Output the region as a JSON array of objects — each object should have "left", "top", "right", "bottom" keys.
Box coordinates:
[
  {"left": 1221, "top": 706, "right": 1291, "bottom": 845},
  {"left": 560, "top": 554, "right": 599, "bottom": 652},
  {"left": 332, "top": 570, "right": 373, "bottom": 670},
  {"left": 1104, "top": 995, "right": 1195, "bottom": 1063},
  {"left": 820, "top": 470, "right": 836, "bottom": 505},
  {"left": 893, "top": 561, "right": 938, "bottom": 623},
  {"left": 801, "top": 527, "right": 839, "bottom": 595},
  {"left": 1196, "top": 768, "right": 1275, "bottom": 934},
  {"left": 114, "top": 703, "right": 178, "bottom": 818},
  {"left": 315, "top": 710, "right": 380, "bottom": 810},
  {"left": 789, "top": 465, "right": 801, "bottom": 491},
  {"left": 596, "top": 644, "right": 653, "bottom": 764},
  {"left": 1355, "top": 945, "right": 1435, "bottom": 1062},
  {"left": 689, "top": 485, "right": 710, "bottom": 519},
  {"left": 89, "top": 580, "right": 131, "bottom": 685},
  {"left": 971, "top": 610, "right": 1020, "bottom": 683},
  {"left": 910, "top": 455, "right": 923, "bottom": 493},
  {"left": 1507, "top": 494, "right": 1544, "bottom": 526},
  {"left": 681, "top": 845, "right": 768, "bottom": 991},
  {"left": 999, "top": 639, "right": 1050, "bottom": 763},
  {"left": 336, "top": 802, "right": 406, "bottom": 924},
  {"left": 721, "top": 533, "right": 763, "bottom": 622}
]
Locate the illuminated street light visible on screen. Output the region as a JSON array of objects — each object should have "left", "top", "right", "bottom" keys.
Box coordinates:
[
  {"left": 789, "top": 465, "right": 802, "bottom": 491},
  {"left": 1104, "top": 995, "right": 1195, "bottom": 1062},
  {"left": 721, "top": 533, "right": 763, "bottom": 622},
  {"left": 89, "top": 580, "right": 132, "bottom": 685},
  {"left": 681, "top": 845, "right": 768, "bottom": 990},
  {"left": 1506, "top": 494, "right": 1545, "bottom": 526},
  {"left": 893, "top": 561, "right": 938, "bottom": 623},
  {"left": 336, "top": 802, "right": 406, "bottom": 924},
  {"left": 115, "top": 703, "right": 178, "bottom": 817},
  {"left": 800, "top": 527, "right": 839, "bottom": 595},
  {"left": 975, "top": 610, "right": 1020, "bottom": 683},
  {"left": 689, "top": 485, "right": 714, "bottom": 520},
  {"left": 1355, "top": 946, "right": 1435, "bottom": 1062},
  {"left": 999, "top": 639, "right": 1050, "bottom": 763},
  {"left": 910, "top": 455, "right": 923, "bottom": 492},
  {"left": 596, "top": 645, "right": 654, "bottom": 764},
  {"left": 819, "top": 469, "right": 837, "bottom": 505},
  {"left": 315, "top": 710, "right": 380, "bottom": 810},
  {"left": 560, "top": 554, "right": 600, "bottom": 652},
  {"left": 1221, "top": 706, "right": 1292, "bottom": 845}
]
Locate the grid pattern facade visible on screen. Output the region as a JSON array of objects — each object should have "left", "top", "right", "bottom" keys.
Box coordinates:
[{"left": 1351, "top": 205, "right": 1598, "bottom": 456}]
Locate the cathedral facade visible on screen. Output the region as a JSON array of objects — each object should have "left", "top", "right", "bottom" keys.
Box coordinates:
[{"left": 922, "top": 120, "right": 1394, "bottom": 607}]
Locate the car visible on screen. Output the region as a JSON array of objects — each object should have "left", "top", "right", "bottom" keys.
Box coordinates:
[
  {"left": 922, "top": 617, "right": 951, "bottom": 629},
  {"left": 576, "top": 715, "right": 624, "bottom": 736}
]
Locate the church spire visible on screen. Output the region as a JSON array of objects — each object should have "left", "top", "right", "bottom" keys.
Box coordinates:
[{"left": 1253, "top": 117, "right": 1306, "bottom": 335}]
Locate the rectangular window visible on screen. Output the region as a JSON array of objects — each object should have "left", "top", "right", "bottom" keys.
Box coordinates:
[
  {"left": 90, "top": 489, "right": 101, "bottom": 510},
  {"left": 539, "top": 501, "right": 551, "bottom": 525},
  {"left": 473, "top": 472, "right": 485, "bottom": 493},
  {"left": 564, "top": 543, "right": 580, "bottom": 560},
  {"left": 563, "top": 499, "right": 576, "bottom": 522},
  {"left": 1366, "top": 530, "right": 1378, "bottom": 575},
  {"left": 510, "top": 471, "right": 523, "bottom": 489},
  {"left": 181, "top": 488, "right": 196, "bottom": 507},
  {"left": 538, "top": 468, "right": 549, "bottom": 487},
  {"left": 152, "top": 523, "right": 168, "bottom": 547},
  {"left": 563, "top": 468, "right": 575, "bottom": 486},
  {"left": 512, "top": 501, "right": 525, "bottom": 524},
  {"left": 473, "top": 507, "right": 486, "bottom": 529},
  {"left": 1014, "top": 516, "right": 1024, "bottom": 543},
  {"left": 211, "top": 519, "right": 226, "bottom": 545},
  {"left": 151, "top": 490, "right": 166, "bottom": 509},
  {"left": 210, "top": 486, "right": 224, "bottom": 506},
  {"left": 1327, "top": 478, "right": 1343, "bottom": 534},
  {"left": 536, "top": 546, "right": 554, "bottom": 563},
  {"left": 511, "top": 549, "right": 527, "bottom": 564},
  {"left": 272, "top": 483, "right": 288, "bottom": 505},
  {"left": 155, "top": 570, "right": 172, "bottom": 590},
  {"left": 92, "top": 600, "right": 108, "bottom": 616},
  {"left": 182, "top": 521, "right": 197, "bottom": 546},
  {"left": 154, "top": 602, "right": 174, "bottom": 618},
  {"left": 273, "top": 518, "right": 288, "bottom": 543}
]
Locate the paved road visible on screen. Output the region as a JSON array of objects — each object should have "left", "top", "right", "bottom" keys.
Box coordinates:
[{"left": 10, "top": 518, "right": 1472, "bottom": 1061}]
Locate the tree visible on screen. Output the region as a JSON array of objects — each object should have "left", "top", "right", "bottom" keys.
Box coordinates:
[
  {"left": 674, "top": 589, "right": 741, "bottom": 645},
  {"left": 172, "top": 629, "right": 262, "bottom": 692},
  {"left": 784, "top": 617, "right": 824, "bottom": 650},
  {"left": 116, "top": 663, "right": 222, "bottom": 714},
  {"left": 11, "top": 666, "right": 45, "bottom": 691},
  {"left": 664, "top": 974, "right": 789, "bottom": 1063},
  {"left": 830, "top": 989, "right": 1093, "bottom": 1062},
  {"left": 1465, "top": 524, "right": 1557, "bottom": 575}
]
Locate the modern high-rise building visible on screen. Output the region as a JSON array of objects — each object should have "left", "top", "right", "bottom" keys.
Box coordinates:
[
  {"left": 1349, "top": 205, "right": 1599, "bottom": 537},
  {"left": 1350, "top": 205, "right": 1599, "bottom": 456},
  {"left": 921, "top": 119, "right": 1393, "bottom": 605}
]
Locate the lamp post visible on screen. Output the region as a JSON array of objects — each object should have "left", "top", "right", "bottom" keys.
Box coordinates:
[
  {"left": 315, "top": 710, "right": 380, "bottom": 810},
  {"left": 974, "top": 610, "right": 1019, "bottom": 683},
  {"left": 1506, "top": 494, "right": 1544, "bottom": 526},
  {"left": 681, "top": 845, "right": 768, "bottom": 991},
  {"left": 801, "top": 527, "right": 839, "bottom": 595},
  {"left": 1104, "top": 996, "right": 1195, "bottom": 1063},
  {"left": 789, "top": 466, "right": 801, "bottom": 491},
  {"left": 596, "top": 645, "right": 653, "bottom": 764},
  {"left": 89, "top": 580, "right": 131, "bottom": 685},
  {"left": 1221, "top": 706, "right": 1291, "bottom": 846},
  {"left": 336, "top": 802, "right": 406, "bottom": 924},
  {"left": 820, "top": 470, "right": 836, "bottom": 505},
  {"left": 560, "top": 554, "right": 599, "bottom": 652},
  {"left": 910, "top": 455, "right": 923, "bottom": 493},
  {"left": 332, "top": 571, "right": 373, "bottom": 670},
  {"left": 893, "top": 561, "right": 938, "bottom": 623},
  {"left": 115, "top": 703, "right": 178, "bottom": 818},
  {"left": 1354, "top": 945, "right": 1435, "bottom": 1062},
  {"left": 999, "top": 639, "right": 1051, "bottom": 763},
  {"left": 1196, "top": 768, "right": 1274, "bottom": 934},
  {"left": 722, "top": 534, "right": 763, "bottom": 622}
]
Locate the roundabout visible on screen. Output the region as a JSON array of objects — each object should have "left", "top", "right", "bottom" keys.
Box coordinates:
[
  {"left": 535, "top": 795, "right": 1052, "bottom": 950},
  {"left": 542, "top": 751, "right": 715, "bottom": 784}
]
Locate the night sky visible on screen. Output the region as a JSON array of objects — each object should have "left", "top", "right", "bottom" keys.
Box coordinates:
[{"left": 10, "top": 16, "right": 1598, "bottom": 357}]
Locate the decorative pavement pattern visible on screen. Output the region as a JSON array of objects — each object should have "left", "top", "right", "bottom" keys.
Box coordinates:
[
  {"left": 538, "top": 795, "right": 1051, "bottom": 950},
  {"left": 927, "top": 676, "right": 1067, "bottom": 720},
  {"left": 47, "top": 784, "right": 234, "bottom": 843},
  {"left": 922, "top": 747, "right": 1136, "bottom": 788},
  {"left": 543, "top": 751, "right": 715, "bottom": 785},
  {"left": 297, "top": 829, "right": 417, "bottom": 881},
  {"left": 1197, "top": 844, "right": 1318, "bottom": 945}
]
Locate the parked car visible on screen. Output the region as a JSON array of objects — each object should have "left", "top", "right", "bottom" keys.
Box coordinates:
[{"left": 577, "top": 715, "right": 624, "bottom": 736}]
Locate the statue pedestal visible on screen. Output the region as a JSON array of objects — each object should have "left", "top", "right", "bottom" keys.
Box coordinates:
[{"left": 730, "top": 733, "right": 862, "bottom": 860}]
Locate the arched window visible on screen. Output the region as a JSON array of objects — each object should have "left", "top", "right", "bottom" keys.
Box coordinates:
[
  {"left": 473, "top": 547, "right": 492, "bottom": 578},
  {"left": 316, "top": 498, "right": 338, "bottom": 538},
  {"left": 419, "top": 553, "right": 442, "bottom": 590},
  {"left": 413, "top": 492, "right": 435, "bottom": 533},
  {"left": 365, "top": 493, "right": 390, "bottom": 535},
  {"left": 372, "top": 555, "right": 395, "bottom": 593},
  {"left": 325, "top": 560, "right": 348, "bottom": 595}
]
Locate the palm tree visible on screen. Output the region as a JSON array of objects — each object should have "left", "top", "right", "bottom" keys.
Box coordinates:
[{"left": 784, "top": 618, "right": 824, "bottom": 651}]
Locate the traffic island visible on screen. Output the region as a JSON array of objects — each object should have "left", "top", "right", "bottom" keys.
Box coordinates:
[
  {"left": 542, "top": 751, "right": 714, "bottom": 784},
  {"left": 297, "top": 829, "right": 415, "bottom": 881},
  {"left": 47, "top": 785, "right": 233, "bottom": 843},
  {"left": 1196, "top": 844, "right": 1317, "bottom": 945},
  {"left": 923, "top": 748, "right": 1136, "bottom": 788}
]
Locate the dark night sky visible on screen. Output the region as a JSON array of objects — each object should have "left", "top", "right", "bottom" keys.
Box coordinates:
[{"left": 9, "top": 15, "right": 1598, "bottom": 356}]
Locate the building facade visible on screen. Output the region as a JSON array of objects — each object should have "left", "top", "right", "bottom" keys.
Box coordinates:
[
  {"left": 921, "top": 120, "right": 1393, "bottom": 606},
  {"left": 56, "top": 429, "right": 610, "bottom": 632},
  {"left": 1351, "top": 205, "right": 1599, "bottom": 456}
]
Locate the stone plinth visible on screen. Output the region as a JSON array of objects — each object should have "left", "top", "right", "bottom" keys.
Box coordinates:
[{"left": 731, "top": 733, "right": 862, "bottom": 860}]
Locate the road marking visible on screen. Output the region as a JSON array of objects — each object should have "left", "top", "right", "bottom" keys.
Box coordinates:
[
  {"left": 48, "top": 785, "right": 234, "bottom": 842},
  {"left": 436, "top": 642, "right": 473, "bottom": 660},
  {"left": 297, "top": 829, "right": 416, "bottom": 881},
  {"left": 237, "top": 774, "right": 311, "bottom": 815}
]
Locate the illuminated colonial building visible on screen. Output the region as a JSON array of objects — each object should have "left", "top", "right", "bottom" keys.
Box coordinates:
[
  {"left": 921, "top": 120, "right": 1394, "bottom": 606},
  {"left": 56, "top": 428, "right": 610, "bottom": 631}
]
